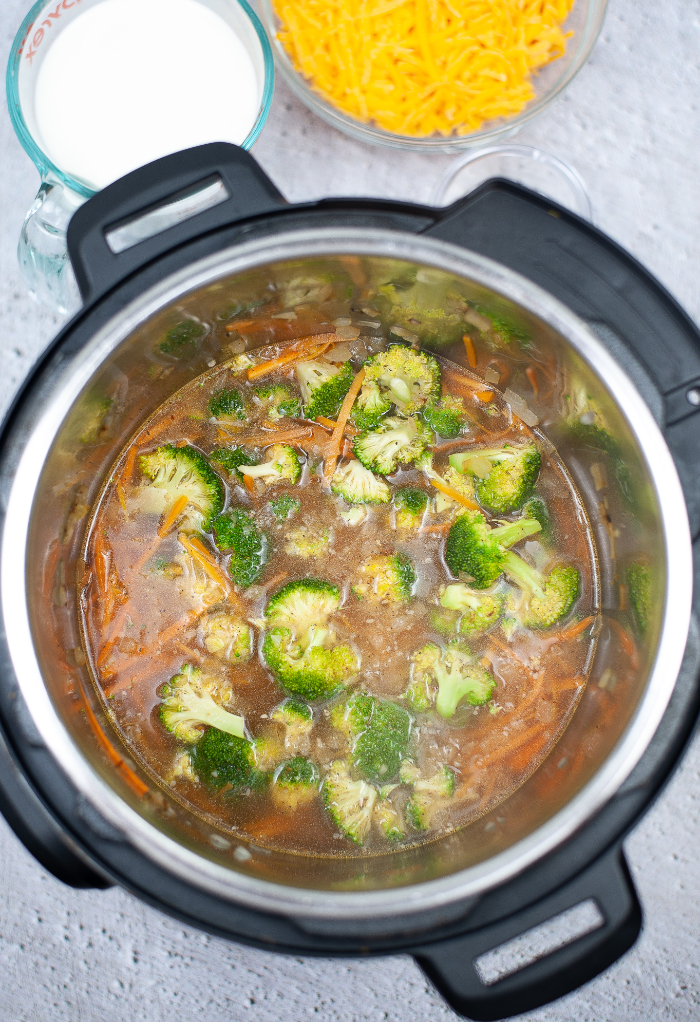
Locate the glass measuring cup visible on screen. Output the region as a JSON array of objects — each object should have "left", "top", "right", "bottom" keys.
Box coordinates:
[{"left": 6, "top": 0, "right": 274, "bottom": 315}]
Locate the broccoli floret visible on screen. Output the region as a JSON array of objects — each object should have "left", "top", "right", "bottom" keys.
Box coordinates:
[
  {"left": 255, "top": 382, "right": 301, "bottom": 421},
  {"left": 503, "top": 554, "right": 580, "bottom": 628},
  {"left": 340, "top": 506, "right": 368, "bottom": 526},
  {"left": 201, "top": 611, "right": 252, "bottom": 663},
  {"left": 394, "top": 487, "right": 429, "bottom": 530},
  {"left": 444, "top": 511, "right": 542, "bottom": 588},
  {"left": 139, "top": 444, "right": 224, "bottom": 532},
  {"left": 296, "top": 360, "right": 354, "bottom": 419},
  {"left": 627, "top": 560, "right": 652, "bottom": 636},
  {"left": 374, "top": 790, "right": 407, "bottom": 842},
  {"left": 353, "top": 553, "right": 416, "bottom": 604},
  {"left": 331, "top": 460, "right": 391, "bottom": 504},
  {"left": 212, "top": 509, "right": 268, "bottom": 587},
  {"left": 351, "top": 380, "right": 392, "bottom": 431},
  {"left": 423, "top": 395, "right": 468, "bottom": 439},
  {"left": 449, "top": 444, "right": 541, "bottom": 514},
  {"left": 400, "top": 761, "right": 456, "bottom": 831},
  {"left": 190, "top": 728, "right": 268, "bottom": 792},
  {"left": 262, "top": 628, "right": 358, "bottom": 701},
  {"left": 522, "top": 497, "right": 553, "bottom": 545},
  {"left": 271, "top": 756, "right": 320, "bottom": 811},
  {"left": 376, "top": 276, "right": 467, "bottom": 349},
  {"left": 354, "top": 416, "right": 430, "bottom": 475},
  {"left": 330, "top": 693, "right": 411, "bottom": 784},
  {"left": 159, "top": 319, "right": 206, "bottom": 356},
  {"left": 158, "top": 664, "right": 245, "bottom": 743},
  {"left": 208, "top": 388, "right": 246, "bottom": 422},
  {"left": 323, "top": 760, "right": 378, "bottom": 845},
  {"left": 79, "top": 394, "right": 112, "bottom": 444},
  {"left": 210, "top": 446, "right": 260, "bottom": 480},
  {"left": 271, "top": 699, "right": 314, "bottom": 752},
  {"left": 265, "top": 578, "right": 341, "bottom": 640},
  {"left": 239, "top": 444, "right": 302, "bottom": 486},
  {"left": 363, "top": 346, "right": 441, "bottom": 414},
  {"left": 409, "top": 643, "right": 496, "bottom": 719},
  {"left": 439, "top": 583, "right": 504, "bottom": 636},
  {"left": 284, "top": 526, "right": 331, "bottom": 558},
  {"left": 270, "top": 494, "right": 302, "bottom": 520}
]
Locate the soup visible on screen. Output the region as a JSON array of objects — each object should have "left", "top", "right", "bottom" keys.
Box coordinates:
[{"left": 80, "top": 319, "right": 600, "bottom": 856}]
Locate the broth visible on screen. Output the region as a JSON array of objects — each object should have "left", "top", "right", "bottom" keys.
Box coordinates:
[{"left": 80, "top": 330, "right": 597, "bottom": 857}]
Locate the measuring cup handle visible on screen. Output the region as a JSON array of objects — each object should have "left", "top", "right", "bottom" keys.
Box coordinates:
[{"left": 66, "top": 143, "right": 287, "bottom": 305}]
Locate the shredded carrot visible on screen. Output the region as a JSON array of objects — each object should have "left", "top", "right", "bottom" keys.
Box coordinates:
[
  {"left": 239, "top": 428, "right": 312, "bottom": 446},
  {"left": 526, "top": 366, "right": 540, "bottom": 397},
  {"left": 418, "top": 522, "right": 452, "bottom": 534},
  {"left": 324, "top": 368, "right": 365, "bottom": 479},
  {"left": 246, "top": 335, "right": 336, "bottom": 380},
  {"left": 476, "top": 390, "right": 494, "bottom": 403},
  {"left": 315, "top": 415, "right": 358, "bottom": 436},
  {"left": 179, "top": 533, "right": 232, "bottom": 594},
  {"left": 463, "top": 334, "right": 477, "bottom": 369},
  {"left": 261, "top": 571, "right": 288, "bottom": 591},
  {"left": 428, "top": 477, "right": 479, "bottom": 511},
  {"left": 116, "top": 482, "right": 128, "bottom": 515},
  {"left": 104, "top": 609, "right": 205, "bottom": 684},
  {"left": 557, "top": 615, "right": 596, "bottom": 644},
  {"left": 158, "top": 494, "right": 189, "bottom": 538},
  {"left": 122, "top": 445, "right": 137, "bottom": 484},
  {"left": 608, "top": 617, "right": 638, "bottom": 669},
  {"left": 243, "top": 474, "right": 257, "bottom": 495},
  {"left": 81, "top": 698, "right": 149, "bottom": 797}
]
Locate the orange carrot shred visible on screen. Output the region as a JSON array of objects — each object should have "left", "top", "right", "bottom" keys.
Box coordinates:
[
  {"left": 476, "top": 390, "right": 494, "bottom": 403},
  {"left": 246, "top": 335, "right": 336, "bottom": 381},
  {"left": 243, "top": 474, "right": 257, "bottom": 495},
  {"left": 239, "top": 428, "right": 312, "bottom": 446},
  {"left": 557, "top": 615, "right": 596, "bottom": 644},
  {"left": 324, "top": 368, "right": 365, "bottom": 479},
  {"left": 526, "top": 366, "right": 540, "bottom": 397},
  {"left": 158, "top": 494, "right": 189, "bottom": 538},
  {"left": 81, "top": 698, "right": 149, "bottom": 797},
  {"left": 180, "top": 533, "right": 231, "bottom": 594},
  {"left": 463, "top": 334, "right": 478, "bottom": 369},
  {"left": 428, "top": 477, "right": 479, "bottom": 511},
  {"left": 123, "top": 445, "right": 137, "bottom": 484},
  {"left": 608, "top": 617, "right": 638, "bottom": 669}
]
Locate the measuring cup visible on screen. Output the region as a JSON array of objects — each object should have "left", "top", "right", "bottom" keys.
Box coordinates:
[{"left": 6, "top": 0, "right": 274, "bottom": 315}]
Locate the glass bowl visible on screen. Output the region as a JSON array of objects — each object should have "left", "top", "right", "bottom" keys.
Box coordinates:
[{"left": 260, "top": 0, "right": 607, "bottom": 152}]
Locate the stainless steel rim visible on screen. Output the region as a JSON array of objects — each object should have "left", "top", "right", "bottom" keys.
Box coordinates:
[{"left": 1, "top": 228, "right": 692, "bottom": 920}]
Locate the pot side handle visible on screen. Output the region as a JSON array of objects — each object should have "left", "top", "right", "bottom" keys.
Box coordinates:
[
  {"left": 413, "top": 845, "right": 641, "bottom": 1022},
  {"left": 66, "top": 143, "right": 287, "bottom": 306}
]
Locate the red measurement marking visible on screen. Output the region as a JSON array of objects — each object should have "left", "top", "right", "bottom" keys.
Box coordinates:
[{"left": 24, "top": 0, "right": 82, "bottom": 64}]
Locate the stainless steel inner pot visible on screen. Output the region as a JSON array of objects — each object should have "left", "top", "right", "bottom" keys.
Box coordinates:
[{"left": 2, "top": 229, "right": 691, "bottom": 922}]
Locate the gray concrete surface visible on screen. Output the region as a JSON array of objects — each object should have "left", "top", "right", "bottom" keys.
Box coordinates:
[{"left": 1, "top": 0, "right": 700, "bottom": 1018}]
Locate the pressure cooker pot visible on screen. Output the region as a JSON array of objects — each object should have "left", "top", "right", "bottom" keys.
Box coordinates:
[{"left": 1, "top": 144, "right": 699, "bottom": 1022}]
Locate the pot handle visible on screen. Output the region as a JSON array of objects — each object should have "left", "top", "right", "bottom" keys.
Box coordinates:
[
  {"left": 66, "top": 143, "right": 287, "bottom": 305},
  {"left": 413, "top": 845, "right": 641, "bottom": 1021}
]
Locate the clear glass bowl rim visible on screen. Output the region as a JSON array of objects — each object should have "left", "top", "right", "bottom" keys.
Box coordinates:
[
  {"left": 259, "top": 0, "right": 608, "bottom": 152},
  {"left": 6, "top": 0, "right": 276, "bottom": 199}
]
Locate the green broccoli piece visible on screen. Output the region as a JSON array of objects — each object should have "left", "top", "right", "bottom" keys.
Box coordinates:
[
  {"left": 449, "top": 444, "right": 541, "bottom": 514},
  {"left": 350, "top": 380, "right": 392, "bottom": 431},
  {"left": 439, "top": 583, "right": 504, "bottom": 636},
  {"left": 394, "top": 487, "right": 429, "bottom": 530},
  {"left": 139, "top": 444, "right": 224, "bottom": 532},
  {"left": 159, "top": 319, "right": 206, "bottom": 356},
  {"left": 210, "top": 446, "right": 260, "bottom": 481},
  {"left": 353, "top": 416, "right": 431, "bottom": 475},
  {"left": 79, "top": 394, "right": 112, "bottom": 444},
  {"left": 400, "top": 761, "right": 456, "bottom": 831},
  {"left": 296, "top": 360, "right": 354, "bottom": 419},
  {"left": 201, "top": 611, "right": 252, "bottom": 663},
  {"left": 284, "top": 526, "right": 331, "bottom": 558},
  {"left": 255, "top": 382, "right": 301, "bottom": 421},
  {"left": 190, "top": 728, "right": 269, "bottom": 792},
  {"left": 409, "top": 643, "right": 496, "bottom": 719},
  {"left": 330, "top": 693, "right": 411, "bottom": 784},
  {"left": 375, "top": 276, "right": 467, "bottom": 349},
  {"left": 238, "top": 443, "right": 302, "bottom": 486},
  {"left": 208, "top": 388, "right": 246, "bottom": 422},
  {"left": 423, "top": 395, "right": 468, "bottom": 439},
  {"left": 362, "top": 345, "right": 440, "bottom": 414},
  {"left": 265, "top": 578, "right": 341, "bottom": 640},
  {"left": 503, "top": 554, "right": 580, "bottom": 629},
  {"left": 444, "top": 511, "right": 542, "bottom": 588},
  {"left": 331, "top": 460, "right": 391, "bottom": 504},
  {"left": 271, "top": 699, "right": 314, "bottom": 752},
  {"left": 271, "top": 757, "right": 320, "bottom": 811},
  {"left": 269, "top": 494, "right": 302, "bottom": 520},
  {"left": 158, "top": 664, "right": 245, "bottom": 743},
  {"left": 212, "top": 509, "right": 268, "bottom": 587},
  {"left": 323, "top": 760, "right": 378, "bottom": 845},
  {"left": 353, "top": 553, "right": 416, "bottom": 604},
  {"left": 522, "top": 497, "right": 553, "bottom": 545},
  {"left": 627, "top": 560, "right": 652, "bottom": 635},
  {"left": 263, "top": 628, "right": 358, "bottom": 701},
  {"left": 374, "top": 790, "right": 407, "bottom": 842}
]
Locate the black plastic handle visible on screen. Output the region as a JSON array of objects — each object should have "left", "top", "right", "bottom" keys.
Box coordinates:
[
  {"left": 66, "top": 143, "right": 287, "bottom": 305},
  {"left": 414, "top": 845, "right": 641, "bottom": 1021}
]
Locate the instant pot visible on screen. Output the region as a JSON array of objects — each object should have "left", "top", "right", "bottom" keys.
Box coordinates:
[{"left": 1, "top": 144, "right": 699, "bottom": 1022}]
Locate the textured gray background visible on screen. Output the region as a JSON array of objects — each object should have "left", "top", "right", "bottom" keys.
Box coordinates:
[{"left": 1, "top": 1, "right": 700, "bottom": 1019}]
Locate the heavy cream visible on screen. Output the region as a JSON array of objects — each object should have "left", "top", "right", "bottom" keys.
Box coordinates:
[{"left": 33, "top": 0, "right": 263, "bottom": 190}]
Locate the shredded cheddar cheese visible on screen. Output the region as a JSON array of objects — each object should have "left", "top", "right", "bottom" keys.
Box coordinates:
[{"left": 276, "top": 0, "right": 575, "bottom": 138}]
